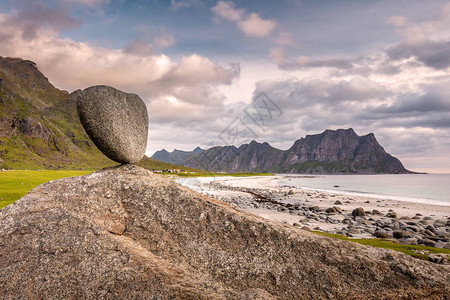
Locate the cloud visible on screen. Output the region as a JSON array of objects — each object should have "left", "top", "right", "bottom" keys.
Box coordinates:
[
  {"left": 386, "top": 16, "right": 408, "bottom": 27},
  {"left": 211, "top": 1, "right": 276, "bottom": 38},
  {"left": 211, "top": 1, "right": 243, "bottom": 22},
  {"left": 387, "top": 40, "right": 450, "bottom": 70},
  {"left": 5, "top": 0, "right": 81, "bottom": 41},
  {"left": 170, "top": 0, "right": 202, "bottom": 10},
  {"left": 254, "top": 76, "right": 390, "bottom": 112},
  {"left": 384, "top": 3, "right": 450, "bottom": 64},
  {"left": 237, "top": 12, "right": 276, "bottom": 38},
  {"left": 369, "top": 88, "right": 450, "bottom": 115},
  {"left": 124, "top": 28, "right": 175, "bottom": 57},
  {"left": 269, "top": 47, "right": 355, "bottom": 70},
  {"left": 148, "top": 55, "right": 239, "bottom": 90},
  {"left": 275, "top": 31, "right": 294, "bottom": 46},
  {"left": 0, "top": 5, "right": 239, "bottom": 132},
  {"left": 153, "top": 30, "right": 176, "bottom": 48},
  {"left": 61, "top": 0, "right": 110, "bottom": 7},
  {"left": 123, "top": 39, "right": 154, "bottom": 57}
]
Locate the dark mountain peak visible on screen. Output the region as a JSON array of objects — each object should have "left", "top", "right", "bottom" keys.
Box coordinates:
[
  {"left": 0, "top": 56, "right": 68, "bottom": 108},
  {"left": 172, "top": 149, "right": 188, "bottom": 154},
  {"left": 192, "top": 146, "right": 204, "bottom": 153},
  {"left": 222, "top": 145, "right": 238, "bottom": 151},
  {"left": 363, "top": 132, "right": 376, "bottom": 139},
  {"left": 247, "top": 140, "right": 262, "bottom": 148}
]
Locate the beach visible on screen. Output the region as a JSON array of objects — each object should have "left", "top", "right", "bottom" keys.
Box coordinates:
[{"left": 177, "top": 175, "right": 450, "bottom": 251}]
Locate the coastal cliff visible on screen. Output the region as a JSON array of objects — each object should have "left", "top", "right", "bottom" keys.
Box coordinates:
[{"left": 175, "top": 128, "right": 411, "bottom": 174}]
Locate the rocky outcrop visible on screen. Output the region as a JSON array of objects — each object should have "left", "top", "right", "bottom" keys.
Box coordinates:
[
  {"left": 181, "top": 128, "right": 411, "bottom": 174},
  {"left": 0, "top": 165, "right": 447, "bottom": 299}
]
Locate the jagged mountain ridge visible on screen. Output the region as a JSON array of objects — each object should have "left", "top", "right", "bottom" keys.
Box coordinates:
[
  {"left": 156, "top": 128, "right": 411, "bottom": 174},
  {"left": 152, "top": 146, "right": 204, "bottom": 165}
]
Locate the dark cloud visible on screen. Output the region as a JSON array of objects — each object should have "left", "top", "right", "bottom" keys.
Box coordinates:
[
  {"left": 370, "top": 90, "right": 450, "bottom": 115},
  {"left": 282, "top": 57, "right": 355, "bottom": 70},
  {"left": 387, "top": 40, "right": 450, "bottom": 70},
  {"left": 254, "top": 76, "right": 390, "bottom": 112},
  {"left": 6, "top": 0, "right": 81, "bottom": 40},
  {"left": 269, "top": 48, "right": 356, "bottom": 70}
]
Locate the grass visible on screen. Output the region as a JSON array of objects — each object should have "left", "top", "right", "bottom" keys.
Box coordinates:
[
  {"left": 311, "top": 231, "right": 450, "bottom": 261},
  {"left": 0, "top": 170, "right": 92, "bottom": 209},
  {"left": 0, "top": 170, "right": 272, "bottom": 209},
  {"left": 170, "top": 172, "right": 274, "bottom": 177}
]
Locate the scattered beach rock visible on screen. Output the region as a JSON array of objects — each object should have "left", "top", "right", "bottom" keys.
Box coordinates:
[
  {"left": 310, "top": 206, "right": 321, "bottom": 212},
  {"left": 434, "top": 241, "right": 449, "bottom": 249},
  {"left": 386, "top": 211, "right": 398, "bottom": 218},
  {"left": 334, "top": 200, "right": 342, "bottom": 205},
  {"left": 325, "top": 207, "right": 337, "bottom": 214},
  {"left": 393, "top": 230, "right": 406, "bottom": 239},
  {"left": 419, "top": 239, "right": 437, "bottom": 247},
  {"left": 372, "top": 209, "right": 383, "bottom": 216},
  {"left": 77, "top": 85, "right": 149, "bottom": 163},
  {"left": 333, "top": 206, "right": 342, "bottom": 213},
  {"left": 374, "top": 229, "right": 391, "bottom": 238},
  {"left": 428, "top": 254, "right": 446, "bottom": 264},
  {"left": 352, "top": 207, "right": 366, "bottom": 217}
]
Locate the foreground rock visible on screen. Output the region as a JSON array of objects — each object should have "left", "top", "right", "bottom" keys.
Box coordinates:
[
  {"left": 0, "top": 165, "right": 448, "bottom": 299},
  {"left": 77, "top": 85, "right": 148, "bottom": 163}
]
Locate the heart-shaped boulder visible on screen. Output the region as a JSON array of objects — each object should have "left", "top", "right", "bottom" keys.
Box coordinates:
[{"left": 77, "top": 85, "right": 148, "bottom": 164}]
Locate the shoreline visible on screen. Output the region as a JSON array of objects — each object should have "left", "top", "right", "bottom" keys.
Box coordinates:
[
  {"left": 270, "top": 183, "right": 450, "bottom": 207},
  {"left": 177, "top": 175, "right": 450, "bottom": 255}
]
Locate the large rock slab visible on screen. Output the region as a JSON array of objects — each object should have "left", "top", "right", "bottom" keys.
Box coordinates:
[
  {"left": 77, "top": 85, "right": 148, "bottom": 163},
  {"left": 0, "top": 165, "right": 448, "bottom": 299}
]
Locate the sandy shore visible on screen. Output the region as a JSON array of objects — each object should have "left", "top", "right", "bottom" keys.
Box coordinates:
[{"left": 177, "top": 175, "right": 450, "bottom": 250}]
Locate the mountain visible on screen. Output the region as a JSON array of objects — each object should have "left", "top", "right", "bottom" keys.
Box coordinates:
[
  {"left": 1, "top": 164, "right": 447, "bottom": 298},
  {"left": 183, "top": 141, "right": 284, "bottom": 173},
  {"left": 0, "top": 56, "right": 201, "bottom": 172},
  {"left": 151, "top": 146, "right": 204, "bottom": 165},
  {"left": 180, "top": 129, "right": 411, "bottom": 174},
  {"left": 0, "top": 56, "right": 112, "bottom": 169}
]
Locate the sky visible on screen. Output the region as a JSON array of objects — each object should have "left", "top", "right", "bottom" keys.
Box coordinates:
[{"left": 0, "top": 0, "right": 450, "bottom": 173}]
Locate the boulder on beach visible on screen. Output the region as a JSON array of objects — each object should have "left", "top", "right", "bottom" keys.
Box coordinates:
[
  {"left": 77, "top": 85, "right": 149, "bottom": 164},
  {"left": 0, "top": 165, "right": 449, "bottom": 299},
  {"left": 386, "top": 211, "right": 398, "bottom": 218},
  {"left": 374, "top": 229, "right": 391, "bottom": 239},
  {"left": 352, "top": 207, "right": 366, "bottom": 217}
]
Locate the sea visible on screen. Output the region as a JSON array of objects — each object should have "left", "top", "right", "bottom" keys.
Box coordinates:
[{"left": 274, "top": 174, "right": 450, "bottom": 206}]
